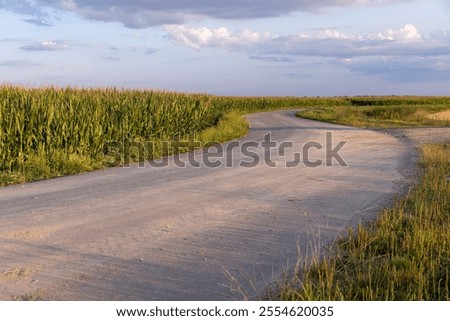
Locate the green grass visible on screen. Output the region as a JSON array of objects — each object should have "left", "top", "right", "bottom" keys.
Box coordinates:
[
  {"left": 276, "top": 143, "right": 450, "bottom": 300},
  {"left": 196, "top": 110, "right": 249, "bottom": 144},
  {"left": 296, "top": 103, "right": 450, "bottom": 128}
]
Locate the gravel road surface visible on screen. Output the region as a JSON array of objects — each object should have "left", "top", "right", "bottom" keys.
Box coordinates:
[{"left": 0, "top": 110, "right": 417, "bottom": 300}]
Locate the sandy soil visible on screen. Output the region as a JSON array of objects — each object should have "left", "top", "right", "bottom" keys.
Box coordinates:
[
  {"left": 377, "top": 127, "right": 450, "bottom": 145},
  {"left": 0, "top": 111, "right": 419, "bottom": 300}
]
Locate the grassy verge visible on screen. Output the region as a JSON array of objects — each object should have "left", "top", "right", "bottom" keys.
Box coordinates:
[
  {"left": 296, "top": 104, "right": 450, "bottom": 127},
  {"left": 276, "top": 143, "right": 450, "bottom": 300},
  {"left": 0, "top": 151, "right": 105, "bottom": 186},
  {"left": 288, "top": 97, "right": 450, "bottom": 300}
]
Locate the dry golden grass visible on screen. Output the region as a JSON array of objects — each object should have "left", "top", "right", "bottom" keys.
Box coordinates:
[{"left": 427, "top": 110, "right": 450, "bottom": 121}]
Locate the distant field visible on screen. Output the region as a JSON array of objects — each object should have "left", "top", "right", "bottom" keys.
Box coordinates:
[
  {"left": 1, "top": 85, "right": 449, "bottom": 186},
  {"left": 296, "top": 97, "right": 450, "bottom": 128}
]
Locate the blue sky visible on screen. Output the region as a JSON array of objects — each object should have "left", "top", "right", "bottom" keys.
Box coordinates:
[{"left": 1, "top": 0, "right": 449, "bottom": 96}]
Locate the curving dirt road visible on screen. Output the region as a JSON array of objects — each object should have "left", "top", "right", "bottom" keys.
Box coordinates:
[{"left": 0, "top": 110, "right": 416, "bottom": 300}]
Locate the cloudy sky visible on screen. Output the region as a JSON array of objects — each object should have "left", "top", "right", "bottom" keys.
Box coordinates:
[{"left": 1, "top": 0, "right": 449, "bottom": 96}]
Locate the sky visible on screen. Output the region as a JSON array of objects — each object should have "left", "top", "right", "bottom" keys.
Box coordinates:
[{"left": 0, "top": 0, "right": 450, "bottom": 96}]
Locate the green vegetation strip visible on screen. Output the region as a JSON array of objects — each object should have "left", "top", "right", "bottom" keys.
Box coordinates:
[
  {"left": 277, "top": 143, "right": 450, "bottom": 300},
  {"left": 296, "top": 101, "right": 450, "bottom": 128},
  {"left": 2, "top": 85, "right": 450, "bottom": 186}
]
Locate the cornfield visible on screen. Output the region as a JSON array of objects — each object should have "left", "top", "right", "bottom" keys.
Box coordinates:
[
  {"left": 0, "top": 86, "right": 224, "bottom": 172},
  {"left": 0, "top": 85, "right": 350, "bottom": 173}
]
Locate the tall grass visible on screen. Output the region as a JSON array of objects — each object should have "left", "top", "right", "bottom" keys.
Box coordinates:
[{"left": 277, "top": 143, "right": 450, "bottom": 300}]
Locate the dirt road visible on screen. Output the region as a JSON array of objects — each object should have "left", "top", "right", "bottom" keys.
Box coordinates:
[{"left": 0, "top": 110, "right": 416, "bottom": 300}]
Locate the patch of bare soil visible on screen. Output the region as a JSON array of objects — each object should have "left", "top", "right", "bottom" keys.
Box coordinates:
[{"left": 377, "top": 127, "right": 450, "bottom": 146}]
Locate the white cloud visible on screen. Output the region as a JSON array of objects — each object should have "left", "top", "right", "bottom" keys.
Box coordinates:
[
  {"left": 166, "top": 25, "right": 269, "bottom": 50},
  {"left": 167, "top": 24, "right": 431, "bottom": 55},
  {"left": 379, "top": 24, "right": 422, "bottom": 42},
  {"left": 167, "top": 24, "right": 450, "bottom": 82},
  {"left": 20, "top": 40, "right": 69, "bottom": 51},
  {"left": 310, "top": 24, "right": 423, "bottom": 42},
  {"left": 318, "top": 29, "right": 351, "bottom": 39}
]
